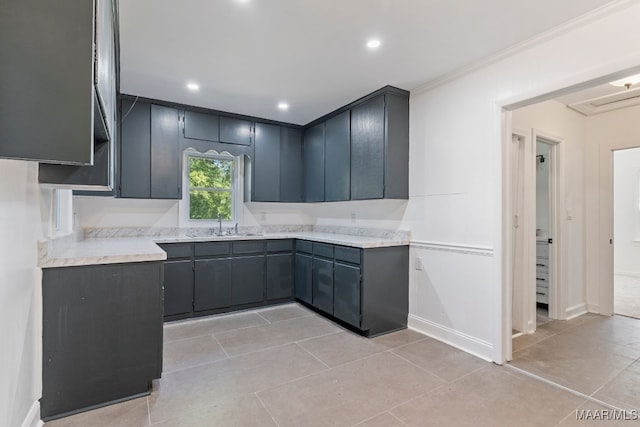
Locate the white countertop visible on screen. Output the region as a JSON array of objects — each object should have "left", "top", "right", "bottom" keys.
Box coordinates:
[{"left": 39, "top": 230, "right": 410, "bottom": 268}]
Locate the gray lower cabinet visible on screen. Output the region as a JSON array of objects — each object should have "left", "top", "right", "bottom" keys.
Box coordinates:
[
  {"left": 164, "top": 260, "right": 194, "bottom": 316},
  {"left": 231, "top": 256, "right": 265, "bottom": 305},
  {"left": 333, "top": 262, "right": 361, "bottom": 328},
  {"left": 312, "top": 257, "right": 334, "bottom": 315},
  {"left": 294, "top": 253, "right": 313, "bottom": 304},
  {"left": 267, "top": 253, "right": 294, "bottom": 300},
  {"left": 194, "top": 258, "right": 232, "bottom": 311},
  {"left": 41, "top": 262, "right": 163, "bottom": 420},
  {"left": 304, "top": 123, "right": 325, "bottom": 202}
]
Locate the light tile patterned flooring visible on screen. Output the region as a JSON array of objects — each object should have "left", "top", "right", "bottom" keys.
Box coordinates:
[{"left": 46, "top": 303, "right": 640, "bottom": 426}]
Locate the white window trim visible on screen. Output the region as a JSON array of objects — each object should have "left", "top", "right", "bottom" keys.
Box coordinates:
[{"left": 178, "top": 149, "right": 243, "bottom": 228}]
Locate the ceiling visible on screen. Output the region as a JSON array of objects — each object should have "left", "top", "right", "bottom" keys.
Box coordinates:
[
  {"left": 555, "top": 78, "right": 640, "bottom": 116},
  {"left": 119, "top": 0, "right": 616, "bottom": 125}
]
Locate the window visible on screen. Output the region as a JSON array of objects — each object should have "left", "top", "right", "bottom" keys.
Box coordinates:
[{"left": 187, "top": 154, "right": 236, "bottom": 221}]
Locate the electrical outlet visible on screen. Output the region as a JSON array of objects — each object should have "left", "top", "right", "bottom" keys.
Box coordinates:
[{"left": 415, "top": 256, "right": 423, "bottom": 271}]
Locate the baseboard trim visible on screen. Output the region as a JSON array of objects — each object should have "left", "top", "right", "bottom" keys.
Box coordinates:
[
  {"left": 587, "top": 304, "right": 600, "bottom": 314},
  {"left": 21, "top": 401, "right": 43, "bottom": 427},
  {"left": 565, "top": 303, "right": 588, "bottom": 320},
  {"left": 408, "top": 314, "right": 493, "bottom": 362}
]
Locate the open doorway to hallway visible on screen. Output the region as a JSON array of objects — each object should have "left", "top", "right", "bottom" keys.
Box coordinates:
[{"left": 613, "top": 147, "right": 640, "bottom": 320}]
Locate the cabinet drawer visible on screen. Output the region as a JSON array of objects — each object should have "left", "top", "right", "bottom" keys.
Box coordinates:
[
  {"left": 296, "top": 240, "right": 313, "bottom": 254},
  {"left": 160, "top": 243, "right": 192, "bottom": 259},
  {"left": 334, "top": 246, "right": 361, "bottom": 265},
  {"left": 195, "top": 242, "right": 231, "bottom": 257},
  {"left": 267, "top": 239, "right": 293, "bottom": 253},
  {"left": 233, "top": 241, "right": 265, "bottom": 255},
  {"left": 313, "top": 242, "right": 334, "bottom": 259}
]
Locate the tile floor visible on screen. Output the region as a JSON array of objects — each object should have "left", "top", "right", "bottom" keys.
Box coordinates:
[
  {"left": 615, "top": 274, "right": 640, "bottom": 319},
  {"left": 46, "top": 303, "right": 640, "bottom": 426}
]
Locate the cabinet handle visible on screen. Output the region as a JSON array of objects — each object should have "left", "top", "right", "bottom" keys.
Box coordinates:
[
  {"left": 536, "top": 263, "right": 545, "bottom": 267},
  {"left": 536, "top": 277, "right": 547, "bottom": 281},
  {"left": 536, "top": 292, "right": 545, "bottom": 295}
]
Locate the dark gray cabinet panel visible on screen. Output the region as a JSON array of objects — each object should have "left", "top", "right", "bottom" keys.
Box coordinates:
[
  {"left": 41, "top": 262, "right": 162, "bottom": 420},
  {"left": 164, "top": 260, "right": 194, "bottom": 316},
  {"left": 324, "top": 111, "right": 351, "bottom": 201},
  {"left": 0, "top": 0, "right": 99, "bottom": 164},
  {"left": 294, "top": 253, "right": 313, "bottom": 304},
  {"left": 312, "top": 257, "right": 334, "bottom": 314},
  {"left": 334, "top": 262, "right": 361, "bottom": 328},
  {"left": 384, "top": 92, "right": 410, "bottom": 199},
  {"left": 194, "top": 258, "right": 232, "bottom": 311},
  {"left": 303, "top": 123, "right": 325, "bottom": 202},
  {"left": 184, "top": 110, "right": 220, "bottom": 142},
  {"left": 195, "top": 242, "right": 231, "bottom": 257},
  {"left": 350, "top": 95, "right": 385, "bottom": 200},
  {"left": 253, "top": 123, "right": 281, "bottom": 202},
  {"left": 233, "top": 241, "right": 265, "bottom": 255},
  {"left": 119, "top": 100, "right": 151, "bottom": 198},
  {"left": 220, "top": 117, "right": 252, "bottom": 146},
  {"left": 267, "top": 254, "right": 294, "bottom": 300},
  {"left": 231, "top": 256, "right": 265, "bottom": 305},
  {"left": 151, "top": 105, "right": 181, "bottom": 199},
  {"left": 280, "top": 128, "right": 304, "bottom": 202}
]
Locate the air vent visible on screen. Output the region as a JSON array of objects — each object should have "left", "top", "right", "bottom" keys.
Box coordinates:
[{"left": 568, "top": 87, "right": 640, "bottom": 116}]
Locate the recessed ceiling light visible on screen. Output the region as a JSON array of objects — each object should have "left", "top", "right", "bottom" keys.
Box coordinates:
[
  {"left": 277, "top": 102, "right": 289, "bottom": 111},
  {"left": 366, "top": 39, "right": 381, "bottom": 49},
  {"left": 186, "top": 82, "right": 200, "bottom": 91},
  {"left": 609, "top": 73, "right": 640, "bottom": 89}
]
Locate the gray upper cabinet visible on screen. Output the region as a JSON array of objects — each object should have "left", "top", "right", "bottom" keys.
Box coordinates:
[
  {"left": 220, "top": 117, "right": 252, "bottom": 146},
  {"left": 183, "top": 111, "right": 220, "bottom": 142},
  {"left": 324, "top": 111, "right": 351, "bottom": 201},
  {"left": 350, "top": 90, "right": 409, "bottom": 200},
  {"left": 303, "top": 123, "right": 325, "bottom": 202},
  {"left": 350, "top": 96, "right": 385, "bottom": 200},
  {"left": 0, "top": 0, "right": 115, "bottom": 165},
  {"left": 95, "top": 0, "right": 117, "bottom": 141},
  {"left": 253, "top": 123, "right": 282, "bottom": 202},
  {"left": 280, "top": 128, "right": 304, "bottom": 202},
  {"left": 119, "top": 99, "right": 181, "bottom": 199}
]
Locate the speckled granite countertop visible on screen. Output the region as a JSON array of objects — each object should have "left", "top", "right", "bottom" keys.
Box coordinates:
[{"left": 38, "top": 226, "right": 410, "bottom": 268}]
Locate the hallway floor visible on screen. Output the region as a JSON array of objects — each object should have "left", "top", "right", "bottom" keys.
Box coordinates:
[
  {"left": 47, "top": 304, "right": 638, "bottom": 426},
  {"left": 615, "top": 274, "right": 640, "bottom": 319}
]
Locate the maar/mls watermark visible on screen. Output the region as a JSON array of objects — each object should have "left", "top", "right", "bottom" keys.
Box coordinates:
[{"left": 576, "top": 408, "right": 639, "bottom": 421}]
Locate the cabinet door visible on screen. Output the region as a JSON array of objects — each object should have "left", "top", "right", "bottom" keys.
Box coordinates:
[
  {"left": 231, "top": 256, "right": 265, "bottom": 305},
  {"left": 184, "top": 110, "right": 220, "bottom": 142},
  {"left": 164, "top": 260, "right": 194, "bottom": 316},
  {"left": 294, "top": 253, "right": 312, "bottom": 304},
  {"left": 303, "top": 123, "right": 325, "bottom": 202},
  {"left": 351, "top": 95, "right": 385, "bottom": 200},
  {"left": 253, "top": 123, "right": 281, "bottom": 202},
  {"left": 194, "top": 258, "right": 232, "bottom": 311},
  {"left": 119, "top": 99, "right": 151, "bottom": 198},
  {"left": 324, "top": 111, "right": 350, "bottom": 201},
  {"left": 151, "top": 105, "right": 181, "bottom": 199},
  {"left": 220, "top": 117, "right": 252, "bottom": 146},
  {"left": 280, "top": 127, "right": 304, "bottom": 202},
  {"left": 95, "top": 0, "right": 116, "bottom": 139},
  {"left": 312, "top": 257, "right": 334, "bottom": 314},
  {"left": 334, "top": 262, "right": 361, "bottom": 328},
  {"left": 267, "top": 253, "right": 293, "bottom": 300}
]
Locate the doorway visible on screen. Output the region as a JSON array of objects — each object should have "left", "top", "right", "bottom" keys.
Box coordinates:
[
  {"left": 613, "top": 147, "right": 640, "bottom": 319},
  {"left": 535, "top": 139, "right": 553, "bottom": 322}
]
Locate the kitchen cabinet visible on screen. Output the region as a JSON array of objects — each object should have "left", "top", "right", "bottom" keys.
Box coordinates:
[
  {"left": 324, "top": 111, "right": 351, "bottom": 201},
  {"left": 1, "top": 0, "right": 116, "bottom": 165},
  {"left": 41, "top": 261, "right": 163, "bottom": 420},
  {"left": 160, "top": 243, "right": 193, "bottom": 316},
  {"left": 279, "top": 127, "right": 304, "bottom": 202},
  {"left": 194, "top": 258, "right": 232, "bottom": 311},
  {"left": 266, "top": 240, "right": 294, "bottom": 300},
  {"left": 119, "top": 99, "right": 181, "bottom": 199},
  {"left": 231, "top": 256, "right": 265, "bottom": 305},
  {"left": 333, "top": 262, "right": 361, "bottom": 328},
  {"left": 220, "top": 116, "right": 252, "bottom": 146},
  {"left": 312, "top": 257, "right": 334, "bottom": 315},
  {"left": 304, "top": 123, "right": 326, "bottom": 202},
  {"left": 253, "top": 123, "right": 282, "bottom": 202},
  {"left": 294, "top": 252, "right": 313, "bottom": 305},
  {"left": 184, "top": 110, "right": 220, "bottom": 142},
  {"left": 350, "top": 90, "right": 409, "bottom": 200}
]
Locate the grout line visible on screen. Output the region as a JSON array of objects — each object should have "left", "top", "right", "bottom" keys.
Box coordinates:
[
  {"left": 255, "top": 392, "right": 282, "bottom": 427},
  {"left": 388, "top": 351, "right": 451, "bottom": 384},
  {"left": 211, "top": 333, "right": 231, "bottom": 359},
  {"left": 504, "top": 364, "right": 627, "bottom": 412},
  {"left": 388, "top": 411, "right": 409, "bottom": 426},
  {"left": 294, "top": 342, "right": 331, "bottom": 370},
  {"left": 254, "top": 311, "right": 272, "bottom": 324}
]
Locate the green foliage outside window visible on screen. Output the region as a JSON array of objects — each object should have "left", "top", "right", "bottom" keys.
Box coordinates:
[{"left": 188, "top": 156, "right": 233, "bottom": 220}]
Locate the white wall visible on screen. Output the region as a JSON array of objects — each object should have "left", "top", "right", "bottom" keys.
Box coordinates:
[
  {"left": 0, "top": 160, "right": 48, "bottom": 427},
  {"left": 406, "top": 1, "right": 640, "bottom": 362},
  {"left": 614, "top": 147, "right": 640, "bottom": 276}
]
